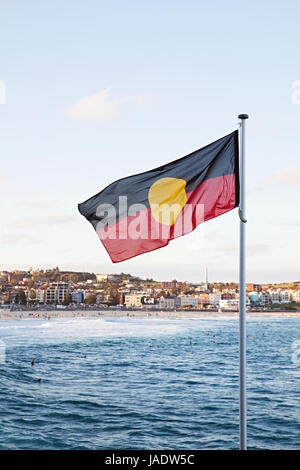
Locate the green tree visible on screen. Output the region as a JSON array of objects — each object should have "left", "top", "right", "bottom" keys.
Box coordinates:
[
  {"left": 29, "top": 289, "right": 36, "bottom": 301},
  {"left": 62, "top": 293, "right": 72, "bottom": 306},
  {"left": 108, "top": 290, "right": 119, "bottom": 305},
  {"left": 20, "top": 291, "right": 27, "bottom": 304},
  {"left": 84, "top": 294, "right": 96, "bottom": 305},
  {"left": 181, "top": 282, "right": 191, "bottom": 294}
]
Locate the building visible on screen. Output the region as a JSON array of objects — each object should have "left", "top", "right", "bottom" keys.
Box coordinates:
[
  {"left": 246, "top": 283, "right": 261, "bottom": 293},
  {"left": 72, "top": 291, "right": 84, "bottom": 303},
  {"left": 209, "top": 292, "right": 221, "bottom": 306},
  {"left": 161, "top": 280, "right": 181, "bottom": 289},
  {"left": 292, "top": 290, "right": 300, "bottom": 302},
  {"left": 198, "top": 293, "right": 210, "bottom": 307},
  {"left": 142, "top": 296, "right": 155, "bottom": 305},
  {"left": 158, "top": 296, "right": 176, "bottom": 309},
  {"left": 177, "top": 295, "right": 198, "bottom": 308},
  {"left": 124, "top": 293, "right": 144, "bottom": 308},
  {"left": 44, "top": 282, "right": 69, "bottom": 304},
  {"left": 220, "top": 299, "right": 239, "bottom": 310},
  {"left": 36, "top": 289, "right": 46, "bottom": 303},
  {"left": 0, "top": 273, "right": 9, "bottom": 285},
  {"left": 95, "top": 293, "right": 104, "bottom": 304},
  {"left": 259, "top": 292, "right": 270, "bottom": 305},
  {"left": 107, "top": 274, "right": 121, "bottom": 281},
  {"left": 248, "top": 291, "right": 259, "bottom": 303},
  {"left": 280, "top": 290, "right": 292, "bottom": 303},
  {"left": 268, "top": 290, "right": 280, "bottom": 304},
  {"left": 96, "top": 274, "right": 108, "bottom": 282}
]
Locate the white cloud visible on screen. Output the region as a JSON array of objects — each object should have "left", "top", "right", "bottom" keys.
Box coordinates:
[
  {"left": 207, "top": 242, "right": 268, "bottom": 257},
  {"left": 68, "top": 88, "right": 145, "bottom": 122},
  {"left": 8, "top": 215, "right": 77, "bottom": 229},
  {"left": 1, "top": 233, "right": 42, "bottom": 245},
  {"left": 272, "top": 166, "right": 300, "bottom": 186},
  {"left": 271, "top": 221, "right": 300, "bottom": 226}
]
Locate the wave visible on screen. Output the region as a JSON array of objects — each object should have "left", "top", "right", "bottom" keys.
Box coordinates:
[{"left": 0, "top": 317, "right": 190, "bottom": 343}]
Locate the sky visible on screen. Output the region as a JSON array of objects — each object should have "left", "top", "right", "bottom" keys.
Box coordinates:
[{"left": 0, "top": 0, "right": 299, "bottom": 283}]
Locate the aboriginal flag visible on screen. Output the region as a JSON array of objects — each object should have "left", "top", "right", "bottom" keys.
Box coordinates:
[{"left": 78, "top": 130, "right": 239, "bottom": 262}]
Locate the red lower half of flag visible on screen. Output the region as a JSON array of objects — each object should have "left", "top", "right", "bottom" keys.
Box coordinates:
[{"left": 97, "top": 174, "right": 236, "bottom": 262}]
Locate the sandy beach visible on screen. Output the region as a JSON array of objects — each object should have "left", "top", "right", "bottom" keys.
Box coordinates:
[{"left": 0, "top": 308, "right": 299, "bottom": 320}]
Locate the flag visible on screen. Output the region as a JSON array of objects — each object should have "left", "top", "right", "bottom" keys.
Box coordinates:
[{"left": 78, "top": 130, "right": 239, "bottom": 262}]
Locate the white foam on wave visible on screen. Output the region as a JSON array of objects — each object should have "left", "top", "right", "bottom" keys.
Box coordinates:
[
  {"left": 0, "top": 317, "right": 189, "bottom": 342},
  {"left": 0, "top": 315, "right": 239, "bottom": 345},
  {"left": 39, "top": 317, "right": 188, "bottom": 338}
]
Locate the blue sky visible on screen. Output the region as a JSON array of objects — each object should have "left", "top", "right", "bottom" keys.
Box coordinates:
[{"left": 0, "top": 0, "right": 299, "bottom": 283}]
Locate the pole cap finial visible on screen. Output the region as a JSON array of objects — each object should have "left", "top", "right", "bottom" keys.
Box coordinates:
[{"left": 238, "top": 114, "right": 249, "bottom": 119}]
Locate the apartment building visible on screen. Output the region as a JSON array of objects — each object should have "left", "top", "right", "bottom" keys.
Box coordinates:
[
  {"left": 220, "top": 299, "right": 239, "bottom": 310},
  {"left": 209, "top": 292, "right": 221, "bottom": 306},
  {"left": 37, "top": 282, "right": 70, "bottom": 304},
  {"left": 268, "top": 290, "right": 280, "bottom": 304},
  {"left": 96, "top": 274, "right": 108, "bottom": 282},
  {"left": 36, "top": 289, "right": 46, "bottom": 303},
  {"left": 177, "top": 295, "right": 198, "bottom": 307},
  {"left": 158, "top": 296, "right": 176, "bottom": 309},
  {"left": 72, "top": 291, "right": 84, "bottom": 303},
  {"left": 259, "top": 292, "right": 270, "bottom": 305},
  {"left": 198, "top": 293, "right": 210, "bottom": 306},
  {"left": 124, "top": 293, "right": 144, "bottom": 307}
]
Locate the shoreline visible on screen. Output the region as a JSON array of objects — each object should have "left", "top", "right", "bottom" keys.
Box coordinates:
[{"left": 0, "top": 309, "right": 300, "bottom": 320}]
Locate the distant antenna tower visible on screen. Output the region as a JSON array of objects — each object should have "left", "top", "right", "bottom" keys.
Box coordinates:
[{"left": 205, "top": 266, "right": 208, "bottom": 284}]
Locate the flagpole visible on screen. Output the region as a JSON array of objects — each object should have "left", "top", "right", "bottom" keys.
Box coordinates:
[{"left": 238, "top": 113, "right": 248, "bottom": 450}]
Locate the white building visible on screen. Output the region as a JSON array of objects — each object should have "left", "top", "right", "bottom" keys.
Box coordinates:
[
  {"left": 292, "top": 290, "right": 300, "bottom": 302},
  {"left": 248, "top": 291, "right": 259, "bottom": 303},
  {"left": 36, "top": 289, "right": 46, "bottom": 303},
  {"left": 42, "top": 282, "right": 69, "bottom": 304},
  {"left": 158, "top": 296, "right": 176, "bottom": 309},
  {"left": 220, "top": 299, "right": 239, "bottom": 310},
  {"left": 259, "top": 292, "right": 270, "bottom": 305},
  {"left": 209, "top": 292, "right": 221, "bottom": 306},
  {"left": 177, "top": 295, "right": 198, "bottom": 308},
  {"left": 268, "top": 290, "right": 280, "bottom": 304},
  {"left": 96, "top": 274, "right": 108, "bottom": 282},
  {"left": 124, "top": 293, "right": 144, "bottom": 307},
  {"left": 145, "top": 297, "right": 156, "bottom": 305},
  {"left": 107, "top": 274, "right": 121, "bottom": 281},
  {"left": 279, "top": 290, "right": 292, "bottom": 303}
]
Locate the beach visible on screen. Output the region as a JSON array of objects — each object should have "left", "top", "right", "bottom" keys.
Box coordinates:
[{"left": 0, "top": 308, "right": 299, "bottom": 321}]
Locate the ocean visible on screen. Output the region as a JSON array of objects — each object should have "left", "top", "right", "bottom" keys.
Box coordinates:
[{"left": 0, "top": 314, "right": 299, "bottom": 450}]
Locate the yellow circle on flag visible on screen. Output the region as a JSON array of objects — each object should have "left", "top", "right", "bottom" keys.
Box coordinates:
[{"left": 148, "top": 177, "right": 187, "bottom": 226}]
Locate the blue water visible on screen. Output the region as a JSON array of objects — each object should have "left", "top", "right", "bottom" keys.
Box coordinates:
[{"left": 0, "top": 315, "right": 299, "bottom": 449}]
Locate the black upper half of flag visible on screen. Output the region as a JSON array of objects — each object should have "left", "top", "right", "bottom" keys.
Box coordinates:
[{"left": 78, "top": 130, "right": 239, "bottom": 228}]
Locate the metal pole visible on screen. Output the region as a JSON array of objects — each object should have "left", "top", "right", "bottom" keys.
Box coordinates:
[{"left": 238, "top": 113, "right": 248, "bottom": 450}]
